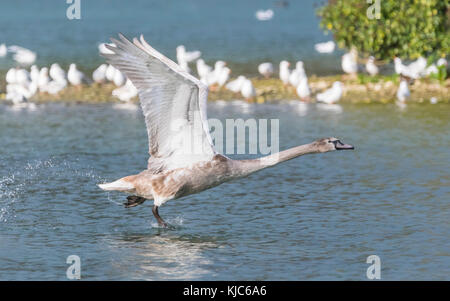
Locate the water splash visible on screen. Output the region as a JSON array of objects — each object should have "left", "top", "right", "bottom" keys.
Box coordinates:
[
  {"left": 0, "top": 156, "right": 107, "bottom": 223},
  {"left": 150, "top": 216, "right": 184, "bottom": 229}
]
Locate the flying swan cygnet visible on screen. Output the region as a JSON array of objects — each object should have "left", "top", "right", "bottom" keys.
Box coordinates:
[{"left": 98, "top": 34, "right": 355, "bottom": 227}]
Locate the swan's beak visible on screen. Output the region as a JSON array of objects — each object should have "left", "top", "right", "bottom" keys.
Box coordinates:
[{"left": 335, "top": 140, "right": 354, "bottom": 150}]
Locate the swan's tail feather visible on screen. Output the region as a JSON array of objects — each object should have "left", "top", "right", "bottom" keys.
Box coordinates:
[{"left": 98, "top": 178, "right": 135, "bottom": 192}]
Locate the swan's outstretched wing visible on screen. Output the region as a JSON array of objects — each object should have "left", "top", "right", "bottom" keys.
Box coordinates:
[{"left": 102, "top": 34, "right": 215, "bottom": 173}]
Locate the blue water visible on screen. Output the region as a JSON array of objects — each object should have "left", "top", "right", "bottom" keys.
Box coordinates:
[
  {"left": 0, "top": 0, "right": 341, "bottom": 74},
  {"left": 0, "top": 102, "right": 449, "bottom": 280}
]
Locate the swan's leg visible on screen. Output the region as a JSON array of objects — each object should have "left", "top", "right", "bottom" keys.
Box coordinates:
[{"left": 152, "top": 205, "right": 167, "bottom": 228}]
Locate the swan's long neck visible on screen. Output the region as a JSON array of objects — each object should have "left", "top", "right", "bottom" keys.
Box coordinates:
[{"left": 233, "top": 142, "right": 319, "bottom": 177}]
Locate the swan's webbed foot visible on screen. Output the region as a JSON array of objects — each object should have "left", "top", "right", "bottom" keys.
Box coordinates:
[{"left": 124, "top": 196, "right": 146, "bottom": 208}]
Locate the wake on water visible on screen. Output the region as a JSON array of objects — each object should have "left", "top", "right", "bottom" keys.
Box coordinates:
[
  {"left": 0, "top": 156, "right": 121, "bottom": 223},
  {"left": 0, "top": 156, "right": 185, "bottom": 229}
]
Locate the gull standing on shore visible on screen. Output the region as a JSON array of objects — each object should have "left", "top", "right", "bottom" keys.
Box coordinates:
[
  {"left": 279, "top": 60, "right": 291, "bottom": 86},
  {"left": 50, "top": 63, "right": 67, "bottom": 83},
  {"left": 112, "top": 78, "right": 138, "bottom": 102},
  {"left": 176, "top": 45, "right": 201, "bottom": 73},
  {"left": 93, "top": 64, "right": 108, "bottom": 83},
  {"left": 365, "top": 56, "right": 379, "bottom": 76},
  {"left": 317, "top": 81, "right": 343, "bottom": 104},
  {"left": 342, "top": 49, "right": 358, "bottom": 75},
  {"left": 240, "top": 78, "right": 256, "bottom": 100},
  {"left": 68, "top": 63, "right": 88, "bottom": 86},
  {"left": 296, "top": 76, "right": 310, "bottom": 100},
  {"left": 196, "top": 59, "right": 212, "bottom": 79},
  {"left": 258, "top": 62, "right": 274, "bottom": 78},
  {"left": 396, "top": 79, "right": 410, "bottom": 103},
  {"left": 226, "top": 75, "right": 247, "bottom": 93},
  {"left": 289, "top": 61, "right": 306, "bottom": 87}
]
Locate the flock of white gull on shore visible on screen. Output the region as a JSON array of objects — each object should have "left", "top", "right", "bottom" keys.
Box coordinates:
[{"left": 0, "top": 39, "right": 447, "bottom": 108}]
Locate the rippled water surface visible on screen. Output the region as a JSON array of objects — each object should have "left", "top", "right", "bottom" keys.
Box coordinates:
[{"left": 0, "top": 102, "right": 449, "bottom": 280}]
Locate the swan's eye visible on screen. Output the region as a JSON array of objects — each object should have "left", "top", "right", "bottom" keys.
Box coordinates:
[{"left": 330, "top": 140, "right": 341, "bottom": 146}]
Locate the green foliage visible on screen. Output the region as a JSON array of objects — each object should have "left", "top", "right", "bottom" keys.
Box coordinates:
[
  {"left": 317, "top": 0, "right": 450, "bottom": 61},
  {"left": 429, "top": 64, "right": 448, "bottom": 82}
]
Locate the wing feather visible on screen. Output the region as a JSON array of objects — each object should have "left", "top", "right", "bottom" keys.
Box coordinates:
[{"left": 102, "top": 34, "right": 215, "bottom": 173}]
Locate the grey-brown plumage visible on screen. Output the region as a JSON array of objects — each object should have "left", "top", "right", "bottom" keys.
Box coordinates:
[{"left": 98, "top": 34, "right": 355, "bottom": 227}]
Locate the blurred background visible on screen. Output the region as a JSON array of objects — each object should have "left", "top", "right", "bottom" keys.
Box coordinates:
[{"left": 0, "top": 0, "right": 342, "bottom": 75}]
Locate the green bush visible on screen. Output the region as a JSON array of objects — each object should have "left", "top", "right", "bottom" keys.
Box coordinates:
[{"left": 317, "top": 0, "right": 449, "bottom": 61}]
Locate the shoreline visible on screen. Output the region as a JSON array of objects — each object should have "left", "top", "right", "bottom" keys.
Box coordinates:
[{"left": 1, "top": 75, "right": 449, "bottom": 104}]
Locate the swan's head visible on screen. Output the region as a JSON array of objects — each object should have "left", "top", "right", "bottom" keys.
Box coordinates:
[{"left": 314, "top": 137, "right": 354, "bottom": 153}]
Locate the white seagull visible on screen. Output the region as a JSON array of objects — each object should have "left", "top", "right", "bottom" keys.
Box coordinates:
[
  {"left": 105, "top": 64, "right": 117, "bottom": 82},
  {"left": 296, "top": 76, "right": 311, "bottom": 99},
  {"left": 316, "top": 81, "right": 343, "bottom": 104},
  {"left": 8, "top": 45, "right": 37, "bottom": 65},
  {"left": 342, "top": 50, "right": 358, "bottom": 75},
  {"left": 255, "top": 9, "right": 274, "bottom": 21},
  {"left": 258, "top": 62, "right": 274, "bottom": 78},
  {"left": 226, "top": 75, "right": 247, "bottom": 93},
  {"left": 98, "top": 42, "right": 116, "bottom": 55},
  {"left": 112, "top": 78, "right": 138, "bottom": 102},
  {"left": 289, "top": 61, "right": 306, "bottom": 87},
  {"left": 68, "top": 63, "right": 88, "bottom": 86},
  {"left": 202, "top": 61, "right": 230, "bottom": 87},
  {"left": 240, "top": 78, "right": 256, "bottom": 100},
  {"left": 0, "top": 44, "right": 7, "bottom": 57},
  {"left": 437, "top": 58, "right": 447, "bottom": 67},
  {"left": 29, "top": 65, "right": 40, "bottom": 83},
  {"left": 93, "top": 64, "right": 108, "bottom": 83},
  {"left": 314, "top": 41, "right": 335, "bottom": 54},
  {"left": 176, "top": 45, "right": 201, "bottom": 73},
  {"left": 365, "top": 56, "right": 379, "bottom": 76},
  {"left": 50, "top": 63, "right": 67, "bottom": 83},
  {"left": 98, "top": 34, "right": 355, "bottom": 227},
  {"left": 396, "top": 79, "right": 410, "bottom": 103},
  {"left": 394, "top": 57, "right": 427, "bottom": 79},
  {"left": 279, "top": 60, "right": 291, "bottom": 86},
  {"left": 113, "top": 69, "right": 126, "bottom": 86},
  {"left": 196, "top": 59, "right": 212, "bottom": 79},
  {"left": 37, "top": 67, "right": 51, "bottom": 92}
]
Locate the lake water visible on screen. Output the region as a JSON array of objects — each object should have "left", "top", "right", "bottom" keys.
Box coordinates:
[
  {"left": 0, "top": 0, "right": 342, "bottom": 75},
  {"left": 0, "top": 102, "right": 449, "bottom": 280}
]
